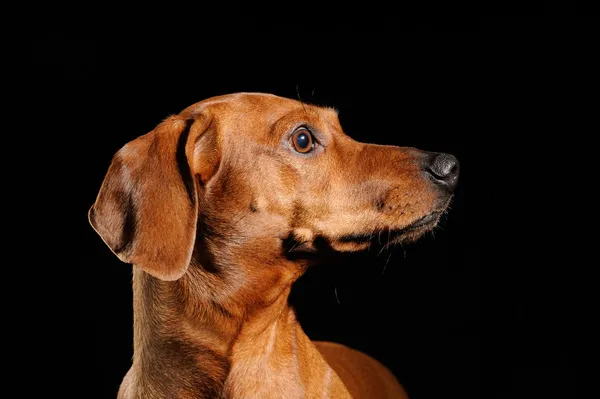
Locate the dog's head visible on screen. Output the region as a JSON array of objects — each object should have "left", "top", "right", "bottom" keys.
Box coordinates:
[{"left": 90, "top": 93, "right": 458, "bottom": 293}]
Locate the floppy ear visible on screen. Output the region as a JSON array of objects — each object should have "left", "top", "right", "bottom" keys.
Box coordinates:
[{"left": 89, "top": 113, "right": 215, "bottom": 280}]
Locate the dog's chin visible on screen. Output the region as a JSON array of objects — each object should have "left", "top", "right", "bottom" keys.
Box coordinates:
[{"left": 329, "top": 212, "right": 442, "bottom": 253}]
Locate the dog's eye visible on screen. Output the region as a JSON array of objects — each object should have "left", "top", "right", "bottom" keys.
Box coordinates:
[{"left": 291, "top": 128, "right": 315, "bottom": 153}]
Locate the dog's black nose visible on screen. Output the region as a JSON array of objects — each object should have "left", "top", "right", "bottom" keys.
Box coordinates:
[{"left": 425, "top": 153, "right": 459, "bottom": 191}]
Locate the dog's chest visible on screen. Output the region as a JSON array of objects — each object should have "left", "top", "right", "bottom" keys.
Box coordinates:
[
  {"left": 224, "top": 356, "right": 304, "bottom": 398},
  {"left": 224, "top": 321, "right": 305, "bottom": 398}
]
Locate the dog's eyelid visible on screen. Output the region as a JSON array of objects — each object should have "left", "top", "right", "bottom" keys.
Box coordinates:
[{"left": 292, "top": 124, "right": 312, "bottom": 134}]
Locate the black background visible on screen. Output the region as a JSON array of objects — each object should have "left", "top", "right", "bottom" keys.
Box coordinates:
[{"left": 30, "top": 5, "right": 591, "bottom": 399}]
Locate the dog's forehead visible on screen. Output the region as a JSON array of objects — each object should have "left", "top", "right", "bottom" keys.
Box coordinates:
[{"left": 183, "top": 93, "right": 339, "bottom": 130}]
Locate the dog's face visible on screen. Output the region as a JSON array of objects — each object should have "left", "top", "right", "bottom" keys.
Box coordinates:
[
  {"left": 90, "top": 93, "right": 458, "bottom": 299},
  {"left": 196, "top": 94, "right": 457, "bottom": 253}
]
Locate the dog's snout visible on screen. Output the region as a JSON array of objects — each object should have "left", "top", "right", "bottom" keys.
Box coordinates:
[{"left": 424, "top": 152, "right": 459, "bottom": 191}]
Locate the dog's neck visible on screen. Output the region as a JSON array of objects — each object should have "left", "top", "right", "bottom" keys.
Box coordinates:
[{"left": 129, "top": 264, "right": 351, "bottom": 398}]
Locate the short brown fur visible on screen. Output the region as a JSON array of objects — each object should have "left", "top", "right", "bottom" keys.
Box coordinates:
[{"left": 90, "top": 93, "right": 458, "bottom": 398}]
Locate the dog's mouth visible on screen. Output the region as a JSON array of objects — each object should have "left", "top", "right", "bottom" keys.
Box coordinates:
[
  {"left": 282, "top": 212, "right": 442, "bottom": 258},
  {"left": 330, "top": 211, "right": 442, "bottom": 252}
]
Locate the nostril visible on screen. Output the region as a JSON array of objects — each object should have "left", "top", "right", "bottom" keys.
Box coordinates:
[{"left": 450, "top": 162, "right": 458, "bottom": 174}]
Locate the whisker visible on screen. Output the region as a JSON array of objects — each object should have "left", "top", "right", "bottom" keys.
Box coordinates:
[
  {"left": 230, "top": 209, "right": 250, "bottom": 228},
  {"left": 288, "top": 238, "right": 301, "bottom": 252},
  {"left": 377, "top": 239, "right": 387, "bottom": 256},
  {"left": 296, "top": 84, "right": 308, "bottom": 114},
  {"left": 381, "top": 251, "right": 393, "bottom": 274}
]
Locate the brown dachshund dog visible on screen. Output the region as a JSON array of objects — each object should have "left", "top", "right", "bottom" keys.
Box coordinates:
[{"left": 89, "top": 93, "right": 459, "bottom": 398}]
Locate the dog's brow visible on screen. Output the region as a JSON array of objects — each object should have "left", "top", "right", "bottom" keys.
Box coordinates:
[
  {"left": 268, "top": 112, "right": 307, "bottom": 137},
  {"left": 267, "top": 106, "right": 335, "bottom": 138}
]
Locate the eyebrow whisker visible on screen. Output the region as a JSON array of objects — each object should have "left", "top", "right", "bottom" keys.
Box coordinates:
[{"left": 296, "top": 83, "right": 308, "bottom": 115}]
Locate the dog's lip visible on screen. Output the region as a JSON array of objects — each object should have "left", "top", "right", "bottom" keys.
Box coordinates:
[
  {"left": 336, "top": 211, "right": 441, "bottom": 244},
  {"left": 282, "top": 212, "right": 442, "bottom": 258},
  {"left": 407, "top": 212, "right": 440, "bottom": 229}
]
